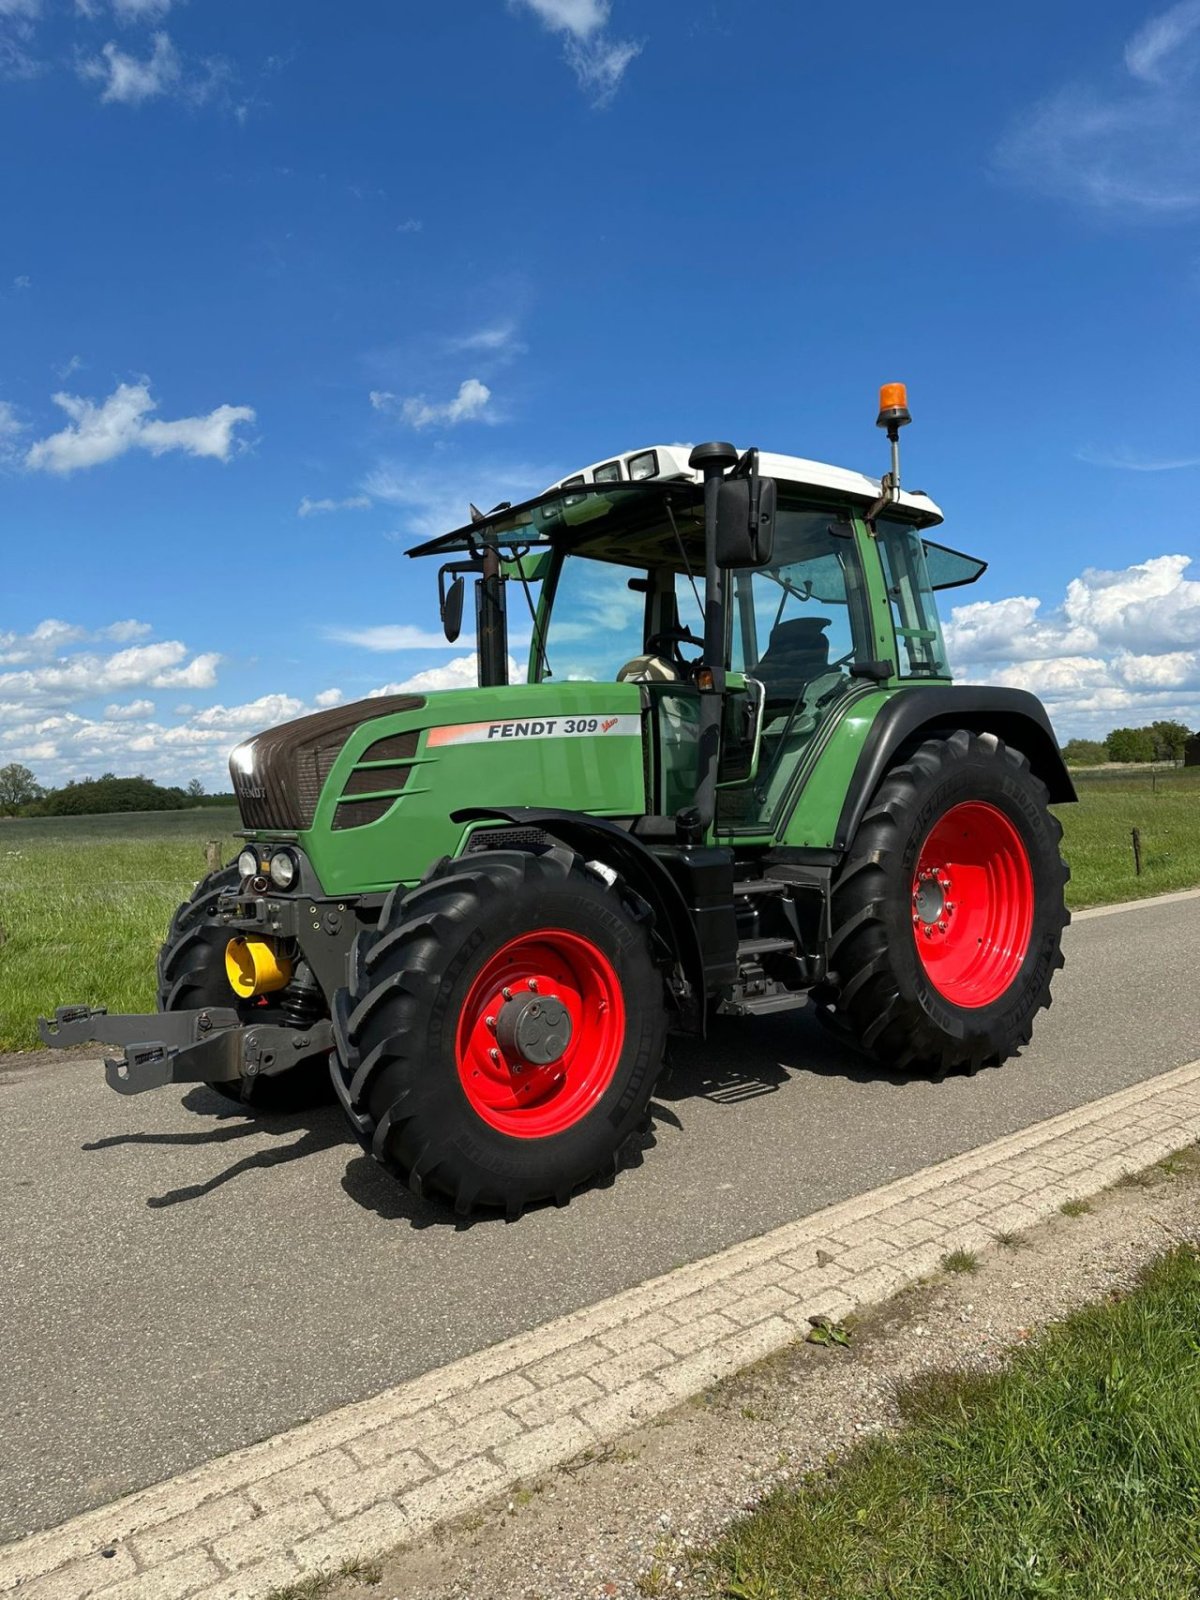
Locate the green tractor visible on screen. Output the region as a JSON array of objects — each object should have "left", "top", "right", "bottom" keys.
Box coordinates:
[{"left": 41, "top": 387, "right": 1073, "bottom": 1216}]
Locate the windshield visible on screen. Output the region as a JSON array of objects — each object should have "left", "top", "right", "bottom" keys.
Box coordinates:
[{"left": 537, "top": 552, "right": 705, "bottom": 682}]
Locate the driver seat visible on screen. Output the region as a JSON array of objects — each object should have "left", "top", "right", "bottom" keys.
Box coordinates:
[
  {"left": 616, "top": 654, "right": 684, "bottom": 683},
  {"left": 753, "top": 617, "right": 832, "bottom": 707}
]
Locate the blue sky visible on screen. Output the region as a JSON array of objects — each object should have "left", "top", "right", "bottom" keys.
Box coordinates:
[{"left": 2, "top": 0, "right": 1199, "bottom": 787}]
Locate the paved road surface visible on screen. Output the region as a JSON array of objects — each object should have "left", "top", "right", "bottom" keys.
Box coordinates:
[{"left": 2, "top": 892, "right": 1197, "bottom": 1542}]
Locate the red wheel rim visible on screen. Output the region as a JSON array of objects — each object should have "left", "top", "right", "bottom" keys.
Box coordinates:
[
  {"left": 455, "top": 929, "right": 625, "bottom": 1138},
  {"left": 911, "top": 801, "right": 1034, "bottom": 1009}
]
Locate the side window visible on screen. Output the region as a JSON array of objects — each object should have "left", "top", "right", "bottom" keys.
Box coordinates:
[{"left": 876, "top": 517, "right": 951, "bottom": 678}]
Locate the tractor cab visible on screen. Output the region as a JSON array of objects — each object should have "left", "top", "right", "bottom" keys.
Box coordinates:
[{"left": 410, "top": 436, "right": 986, "bottom": 843}]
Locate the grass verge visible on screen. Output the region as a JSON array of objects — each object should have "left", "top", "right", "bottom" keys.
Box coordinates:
[
  {"left": 1061, "top": 766, "right": 1200, "bottom": 908},
  {"left": 712, "top": 1243, "right": 1200, "bottom": 1600},
  {"left": 0, "top": 809, "right": 241, "bottom": 1051}
]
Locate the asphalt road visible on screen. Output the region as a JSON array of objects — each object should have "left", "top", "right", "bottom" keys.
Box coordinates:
[{"left": 2, "top": 891, "right": 1198, "bottom": 1542}]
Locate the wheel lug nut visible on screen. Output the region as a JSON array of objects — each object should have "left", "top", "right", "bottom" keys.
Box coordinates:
[
  {"left": 489, "top": 1047, "right": 500, "bottom": 1063},
  {"left": 527, "top": 978, "right": 538, "bottom": 993},
  {"left": 937, "top": 920, "right": 947, "bottom": 931},
  {"left": 485, "top": 1015, "right": 496, "bottom": 1030},
  {"left": 501, "top": 987, "right": 513, "bottom": 1001}
]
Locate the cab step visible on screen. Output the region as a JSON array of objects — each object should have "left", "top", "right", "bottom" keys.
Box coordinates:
[
  {"left": 736, "top": 936, "right": 796, "bottom": 958},
  {"left": 733, "top": 879, "right": 788, "bottom": 897},
  {"left": 722, "top": 990, "right": 809, "bottom": 1017}
]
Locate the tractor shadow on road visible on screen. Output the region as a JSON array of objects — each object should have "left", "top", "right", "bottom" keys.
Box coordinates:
[
  {"left": 654, "top": 1006, "right": 903, "bottom": 1110},
  {"left": 82, "top": 1082, "right": 353, "bottom": 1210}
]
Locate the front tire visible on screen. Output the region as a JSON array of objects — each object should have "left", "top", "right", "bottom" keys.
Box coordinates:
[
  {"left": 827, "top": 730, "right": 1069, "bottom": 1076},
  {"left": 331, "top": 848, "right": 667, "bottom": 1216}
]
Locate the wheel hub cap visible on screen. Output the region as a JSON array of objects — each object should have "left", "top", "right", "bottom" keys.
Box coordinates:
[{"left": 495, "top": 991, "right": 573, "bottom": 1066}]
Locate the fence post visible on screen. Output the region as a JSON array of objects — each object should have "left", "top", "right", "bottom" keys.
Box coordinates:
[
  {"left": 205, "top": 840, "right": 222, "bottom": 872},
  {"left": 1131, "top": 827, "right": 1142, "bottom": 877}
]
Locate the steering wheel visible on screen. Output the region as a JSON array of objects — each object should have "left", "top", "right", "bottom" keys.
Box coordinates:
[{"left": 644, "top": 626, "right": 704, "bottom": 670}]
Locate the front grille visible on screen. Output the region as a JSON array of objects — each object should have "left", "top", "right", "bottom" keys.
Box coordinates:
[{"left": 232, "top": 695, "right": 424, "bottom": 831}]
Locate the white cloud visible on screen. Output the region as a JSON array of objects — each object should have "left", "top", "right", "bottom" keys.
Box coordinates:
[
  {"left": 112, "top": 0, "right": 173, "bottom": 20},
  {"left": 369, "top": 390, "right": 394, "bottom": 412},
  {"left": 325, "top": 623, "right": 466, "bottom": 652},
  {"left": 946, "top": 552, "right": 1200, "bottom": 737},
  {"left": 13, "top": 273, "right": 30, "bottom": 290},
  {"left": 314, "top": 687, "right": 343, "bottom": 708},
  {"left": 996, "top": 1, "right": 1200, "bottom": 215},
  {"left": 80, "top": 30, "right": 179, "bottom": 104},
  {"left": 0, "top": 639, "right": 221, "bottom": 713},
  {"left": 396, "top": 378, "right": 494, "bottom": 430},
  {"left": 0, "top": 0, "right": 41, "bottom": 17},
  {"left": 104, "top": 698, "right": 154, "bottom": 718},
  {"left": 364, "top": 456, "right": 549, "bottom": 540},
  {"left": 448, "top": 321, "right": 524, "bottom": 355},
  {"left": 26, "top": 381, "right": 254, "bottom": 474},
  {"left": 396, "top": 217, "right": 423, "bottom": 234},
  {"left": 1125, "top": 0, "right": 1200, "bottom": 82},
  {"left": 369, "top": 653, "right": 525, "bottom": 694},
  {"left": 1076, "top": 444, "right": 1200, "bottom": 471},
  {"left": 512, "top": 0, "right": 639, "bottom": 104},
  {"left": 297, "top": 493, "right": 371, "bottom": 518},
  {"left": 102, "top": 618, "right": 153, "bottom": 642}
]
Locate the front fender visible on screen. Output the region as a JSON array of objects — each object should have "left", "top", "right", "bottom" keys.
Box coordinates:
[{"left": 451, "top": 806, "right": 708, "bottom": 1033}]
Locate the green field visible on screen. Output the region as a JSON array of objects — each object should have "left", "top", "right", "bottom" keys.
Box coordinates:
[
  {"left": 0, "top": 808, "right": 242, "bottom": 1053},
  {"left": 712, "top": 1244, "right": 1200, "bottom": 1599},
  {"left": 0, "top": 769, "right": 1196, "bottom": 1053}
]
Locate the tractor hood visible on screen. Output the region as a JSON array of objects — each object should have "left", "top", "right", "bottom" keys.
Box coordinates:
[{"left": 231, "top": 680, "right": 650, "bottom": 895}]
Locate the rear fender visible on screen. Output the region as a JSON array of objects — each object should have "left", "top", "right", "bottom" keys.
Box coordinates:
[
  {"left": 835, "top": 687, "right": 1076, "bottom": 851},
  {"left": 451, "top": 806, "right": 708, "bottom": 1034}
]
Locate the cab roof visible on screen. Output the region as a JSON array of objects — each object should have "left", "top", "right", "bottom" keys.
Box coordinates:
[{"left": 408, "top": 442, "right": 943, "bottom": 560}]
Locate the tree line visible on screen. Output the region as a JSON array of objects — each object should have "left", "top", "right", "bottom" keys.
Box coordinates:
[
  {"left": 0, "top": 764, "right": 233, "bottom": 817},
  {"left": 1061, "top": 720, "right": 1195, "bottom": 767}
]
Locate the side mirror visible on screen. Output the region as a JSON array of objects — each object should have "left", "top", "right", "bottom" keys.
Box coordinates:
[
  {"left": 715, "top": 474, "right": 776, "bottom": 568},
  {"left": 440, "top": 572, "right": 465, "bottom": 643}
]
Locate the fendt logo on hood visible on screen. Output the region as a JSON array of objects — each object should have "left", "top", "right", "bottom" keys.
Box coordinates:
[
  {"left": 236, "top": 780, "right": 267, "bottom": 800},
  {"left": 426, "top": 714, "right": 641, "bottom": 749}
]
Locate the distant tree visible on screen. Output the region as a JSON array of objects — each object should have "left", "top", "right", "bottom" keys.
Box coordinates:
[
  {"left": 40, "top": 775, "right": 190, "bottom": 816},
  {"left": 1148, "top": 720, "right": 1192, "bottom": 763},
  {"left": 1105, "top": 727, "right": 1156, "bottom": 764},
  {"left": 1061, "top": 738, "right": 1107, "bottom": 767},
  {"left": 0, "top": 762, "right": 42, "bottom": 816},
  {"left": 186, "top": 778, "right": 205, "bottom": 799}
]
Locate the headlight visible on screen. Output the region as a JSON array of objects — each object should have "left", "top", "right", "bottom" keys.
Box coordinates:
[
  {"left": 269, "top": 850, "right": 297, "bottom": 890},
  {"left": 237, "top": 848, "right": 258, "bottom": 879},
  {"left": 626, "top": 449, "right": 659, "bottom": 481}
]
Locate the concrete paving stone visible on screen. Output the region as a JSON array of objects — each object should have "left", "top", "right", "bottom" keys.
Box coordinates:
[
  {"left": 492, "top": 1415, "right": 597, "bottom": 1480},
  {"left": 720, "top": 1314, "right": 797, "bottom": 1369},
  {"left": 209, "top": 1497, "right": 331, "bottom": 1574},
  {"left": 420, "top": 1411, "right": 523, "bottom": 1472},
  {"left": 89, "top": 1549, "right": 221, "bottom": 1600},
  {"left": 509, "top": 1374, "right": 605, "bottom": 1430},
  {"left": 345, "top": 1409, "right": 452, "bottom": 1469},
  {"left": 400, "top": 1457, "right": 508, "bottom": 1535},
  {"left": 441, "top": 1371, "right": 536, "bottom": 1426},
  {"left": 594, "top": 1310, "right": 686, "bottom": 1357},
  {"left": 289, "top": 1501, "right": 414, "bottom": 1576},
  {"left": 9, "top": 1548, "right": 140, "bottom": 1600},
  {"left": 127, "top": 1494, "right": 257, "bottom": 1569},
  {"left": 720, "top": 1283, "right": 798, "bottom": 1328},
  {"left": 576, "top": 1377, "right": 673, "bottom": 1437},
  {"left": 587, "top": 1341, "right": 673, "bottom": 1394},
  {"left": 246, "top": 1449, "right": 361, "bottom": 1515},
  {"left": 185, "top": 1553, "right": 302, "bottom": 1600},
  {"left": 835, "top": 1240, "right": 894, "bottom": 1274},
  {"left": 659, "top": 1313, "right": 740, "bottom": 1358},
  {"left": 319, "top": 1452, "right": 433, "bottom": 1521},
  {"left": 518, "top": 1340, "right": 606, "bottom": 1392}
]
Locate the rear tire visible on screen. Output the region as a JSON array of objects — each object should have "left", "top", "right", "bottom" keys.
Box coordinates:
[
  {"left": 157, "top": 867, "right": 328, "bottom": 1108},
  {"left": 826, "top": 730, "right": 1069, "bottom": 1076},
  {"left": 331, "top": 848, "right": 667, "bottom": 1216}
]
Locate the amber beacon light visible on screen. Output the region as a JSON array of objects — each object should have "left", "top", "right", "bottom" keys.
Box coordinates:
[{"left": 876, "top": 382, "right": 912, "bottom": 432}]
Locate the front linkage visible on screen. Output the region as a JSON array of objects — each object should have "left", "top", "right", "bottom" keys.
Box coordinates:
[{"left": 39, "top": 1003, "right": 333, "bottom": 1097}]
